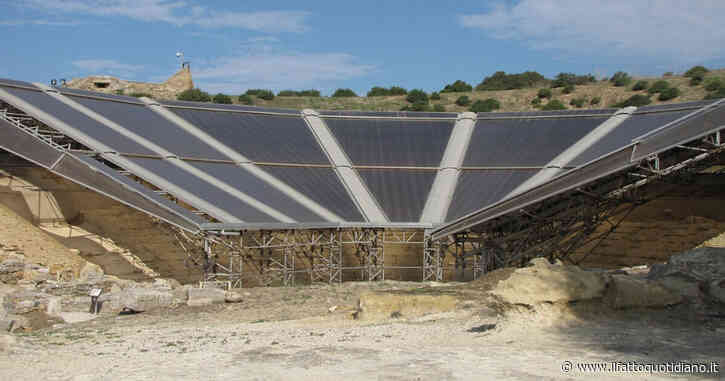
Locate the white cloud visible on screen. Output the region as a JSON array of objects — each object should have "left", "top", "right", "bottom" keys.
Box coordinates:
[
  {"left": 460, "top": 0, "right": 725, "bottom": 64},
  {"left": 193, "top": 52, "right": 375, "bottom": 94},
  {"left": 23, "top": 0, "right": 309, "bottom": 32},
  {"left": 0, "top": 19, "right": 80, "bottom": 27},
  {"left": 72, "top": 59, "right": 144, "bottom": 75}
]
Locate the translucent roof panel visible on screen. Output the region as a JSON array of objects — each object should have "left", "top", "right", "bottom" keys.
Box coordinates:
[
  {"left": 124, "top": 157, "right": 276, "bottom": 223},
  {"left": 73, "top": 155, "right": 205, "bottom": 230},
  {"left": 569, "top": 109, "right": 693, "bottom": 166},
  {"left": 357, "top": 169, "right": 436, "bottom": 222},
  {"left": 162, "top": 99, "right": 301, "bottom": 115},
  {"left": 446, "top": 169, "right": 538, "bottom": 222},
  {"left": 0, "top": 119, "right": 63, "bottom": 168},
  {"left": 464, "top": 116, "right": 609, "bottom": 167},
  {"left": 261, "top": 165, "right": 364, "bottom": 222},
  {"left": 69, "top": 96, "right": 227, "bottom": 161},
  {"left": 183, "top": 161, "right": 325, "bottom": 222},
  {"left": 324, "top": 118, "right": 454, "bottom": 167},
  {"left": 169, "top": 108, "right": 329, "bottom": 164},
  {"left": 0, "top": 86, "right": 155, "bottom": 156}
]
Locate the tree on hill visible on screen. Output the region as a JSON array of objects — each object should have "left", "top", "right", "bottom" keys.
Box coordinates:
[
  {"left": 177, "top": 88, "right": 211, "bottom": 102},
  {"left": 632, "top": 80, "right": 648, "bottom": 91},
  {"left": 238, "top": 94, "right": 254, "bottom": 105},
  {"left": 455, "top": 95, "right": 471, "bottom": 106},
  {"left": 648, "top": 80, "right": 670, "bottom": 94},
  {"left": 470, "top": 98, "right": 500, "bottom": 112},
  {"left": 441, "top": 80, "right": 473, "bottom": 93},
  {"left": 684, "top": 65, "right": 709, "bottom": 78},
  {"left": 255, "top": 89, "right": 275, "bottom": 100},
  {"left": 406, "top": 89, "right": 428, "bottom": 104},
  {"left": 551, "top": 73, "right": 595, "bottom": 88},
  {"left": 212, "top": 93, "right": 232, "bottom": 104},
  {"left": 332, "top": 88, "right": 357, "bottom": 97},
  {"left": 613, "top": 94, "right": 651, "bottom": 107},
  {"left": 475, "top": 71, "right": 548, "bottom": 91},
  {"left": 610, "top": 71, "right": 632, "bottom": 87}
]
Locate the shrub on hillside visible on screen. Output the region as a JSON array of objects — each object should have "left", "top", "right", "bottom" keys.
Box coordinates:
[
  {"left": 570, "top": 97, "right": 586, "bottom": 108},
  {"left": 256, "top": 89, "right": 275, "bottom": 100},
  {"left": 470, "top": 98, "right": 500, "bottom": 112},
  {"left": 537, "top": 88, "right": 552, "bottom": 99},
  {"left": 367, "top": 86, "right": 388, "bottom": 97},
  {"left": 562, "top": 84, "right": 576, "bottom": 94},
  {"left": 590, "top": 96, "right": 601, "bottom": 106},
  {"left": 177, "top": 88, "right": 211, "bottom": 102},
  {"left": 705, "top": 87, "right": 725, "bottom": 100},
  {"left": 389, "top": 86, "right": 407, "bottom": 95},
  {"left": 475, "top": 71, "right": 548, "bottom": 91},
  {"left": 632, "top": 80, "right": 649, "bottom": 91},
  {"left": 455, "top": 95, "right": 471, "bottom": 106},
  {"left": 658, "top": 87, "right": 680, "bottom": 101},
  {"left": 277, "top": 90, "right": 298, "bottom": 97},
  {"left": 705, "top": 78, "right": 723, "bottom": 92},
  {"left": 298, "top": 89, "right": 321, "bottom": 97},
  {"left": 245, "top": 89, "right": 263, "bottom": 96},
  {"left": 613, "top": 94, "right": 651, "bottom": 107},
  {"left": 129, "top": 92, "right": 152, "bottom": 98},
  {"left": 531, "top": 97, "right": 542, "bottom": 106},
  {"left": 238, "top": 94, "right": 254, "bottom": 105},
  {"left": 406, "top": 89, "right": 429, "bottom": 104},
  {"left": 212, "top": 93, "right": 233, "bottom": 104},
  {"left": 610, "top": 71, "right": 632, "bottom": 87},
  {"left": 367, "top": 86, "right": 408, "bottom": 97},
  {"left": 332, "top": 88, "right": 357, "bottom": 97},
  {"left": 433, "top": 104, "right": 446, "bottom": 112},
  {"left": 663, "top": 71, "right": 674, "bottom": 77},
  {"left": 441, "top": 80, "right": 473, "bottom": 93},
  {"left": 551, "top": 73, "right": 595, "bottom": 88},
  {"left": 684, "top": 65, "right": 709, "bottom": 78},
  {"left": 430, "top": 92, "right": 441, "bottom": 100},
  {"left": 542, "top": 99, "right": 567, "bottom": 110},
  {"left": 647, "top": 80, "right": 670, "bottom": 94},
  {"left": 400, "top": 102, "right": 430, "bottom": 112},
  {"left": 690, "top": 77, "right": 704, "bottom": 86}
]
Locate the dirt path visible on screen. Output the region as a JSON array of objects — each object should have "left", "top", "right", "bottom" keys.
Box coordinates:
[{"left": 1, "top": 284, "right": 723, "bottom": 381}]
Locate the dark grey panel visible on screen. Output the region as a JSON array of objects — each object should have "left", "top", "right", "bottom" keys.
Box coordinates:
[
  {"left": 357, "top": 169, "right": 436, "bottom": 222},
  {"left": 0, "top": 119, "right": 62, "bottom": 167},
  {"left": 75, "top": 155, "right": 206, "bottom": 227},
  {"left": 434, "top": 147, "right": 635, "bottom": 240},
  {"left": 465, "top": 116, "right": 608, "bottom": 167},
  {"left": 262, "top": 165, "right": 364, "bottom": 222},
  {"left": 0, "top": 87, "right": 155, "bottom": 156},
  {"left": 636, "top": 100, "right": 716, "bottom": 112},
  {"left": 58, "top": 87, "right": 145, "bottom": 104},
  {"left": 634, "top": 103, "right": 725, "bottom": 161},
  {"left": 325, "top": 119, "right": 454, "bottom": 166},
  {"left": 161, "top": 99, "right": 300, "bottom": 115},
  {"left": 0, "top": 79, "right": 36, "bottom": 88},
  {"left": 320, "top": 110, "right": 456, "bottom": 118},
  {"left": 570, "top": 110, "right": 691, "bottom": 166},
  {"left": 446, "top": 170, "right": 537, "bottom": 222},
  {"left": 479, "top": 109, "right": 615, "bottom": 118},
  {"left": 125, "top": 157, "right": 276, "bottom": 223},
  {"left": 70, "top": 96, "right": 227, "bottom": 160},
  {"left": 169, "top": 108, "right": 329, "bottom": 164},
  {"left": 184, "top": 161, "right": 324, "bottom": 222},
  {"left": 54, "top": 155, "right": 200, "bottom": 231}
]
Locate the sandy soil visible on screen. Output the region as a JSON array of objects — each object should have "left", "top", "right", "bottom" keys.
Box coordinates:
[{"left": 1, "top": 282, "right": 723, "bottom": 381}]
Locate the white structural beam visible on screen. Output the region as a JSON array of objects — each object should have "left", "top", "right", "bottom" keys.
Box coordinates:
[
  {"left": 420, "top": 112, "right": 477, "bottom": 223},
  {"left": 507, "top": 106, "right": 637, "bottom": 197},
  {"left": 0, "top": 85, "right": 241, "bottom": 223},
  {"left": 302, "top": 109, "right": 388, "bottom": 222},
  {"left": 139, "top": 98, "right": 344, "bottom": 222},
  {"left": 31, "top": 83, "right": 295, "bottom": 223}
]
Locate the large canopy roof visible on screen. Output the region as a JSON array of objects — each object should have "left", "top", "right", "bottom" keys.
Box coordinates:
[{"left": 0, "top": 78, "right": 722, "bottom": 237}]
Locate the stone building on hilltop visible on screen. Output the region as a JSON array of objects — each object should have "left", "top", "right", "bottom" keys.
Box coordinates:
[{"left": 65, "top": 66, "right": 193, "bottom": 100}]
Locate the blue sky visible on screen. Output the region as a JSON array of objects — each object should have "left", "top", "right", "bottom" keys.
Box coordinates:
[{"left": 2, "top": 0, "right": 725, "bottom": 96}]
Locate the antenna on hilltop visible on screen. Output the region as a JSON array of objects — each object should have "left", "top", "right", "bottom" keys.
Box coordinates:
[{"left": 176, "top": 51, "right": 190, "bottom": 69}]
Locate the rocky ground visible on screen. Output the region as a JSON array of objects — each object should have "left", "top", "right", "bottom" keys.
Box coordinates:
[{"left": 1, "top": 248, "right": 724, "bottom": 380}]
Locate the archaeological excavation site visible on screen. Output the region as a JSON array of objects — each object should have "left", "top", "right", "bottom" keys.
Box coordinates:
[{"left": 1, "top": 75, "right": 725, "bottom": 380}]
